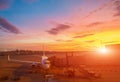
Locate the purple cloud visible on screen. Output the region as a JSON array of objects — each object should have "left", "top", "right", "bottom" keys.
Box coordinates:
[
  {"left": 73, "top": 33, "right": 94, "bottom": 38},
  {"left": 83, "top": 1, "right": 110, "bottom": 19},
  {"left": 86, "top": 22, "right": 103, "bottom": 27},
  {"left": 0, "top": 17, "right": 21, "bottom": 34},
  {"left": 113, "top": 0, "right": 120, "bottom": 17},
  {"left": 47, "top": 24, "right": 71, "bottom": 35},
  {"left": 0, "top": 0, "right": 38, "bottom": 10},
  {"left": 0, "top": 0, "right": 13, "bottom": 10}
]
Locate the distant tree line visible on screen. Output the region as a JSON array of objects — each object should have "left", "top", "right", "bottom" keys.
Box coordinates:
[{"left": 0, "top": 50, "right": 54, "bottom": 56}]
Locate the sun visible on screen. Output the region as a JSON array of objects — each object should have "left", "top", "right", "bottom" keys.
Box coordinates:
[{"left": 98, "top": 47, "right": 109, "bottom": 54}]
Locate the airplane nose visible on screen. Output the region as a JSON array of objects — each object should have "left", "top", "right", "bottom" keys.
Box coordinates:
[{"left": 44, "top": 64, "right": 50, "bottom": 69}]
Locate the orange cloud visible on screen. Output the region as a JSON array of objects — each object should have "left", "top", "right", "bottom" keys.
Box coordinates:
[
  {"left": 73, "top": 33, "right": 94, "bottom": 38},
  {"left": 85, "top": 40, "right": 95, "bottom": 43}
]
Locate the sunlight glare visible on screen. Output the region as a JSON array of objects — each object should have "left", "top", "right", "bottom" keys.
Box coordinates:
[{"left": 98, "top": 47, "right": 109, "bottom": 54}]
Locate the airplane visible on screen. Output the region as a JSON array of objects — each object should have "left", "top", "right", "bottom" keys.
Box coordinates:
[{"left": 8, "top": 54, "right": 50, "bottom": 69}]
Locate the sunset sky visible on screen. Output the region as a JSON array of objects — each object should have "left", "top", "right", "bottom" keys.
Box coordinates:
[{"left": 0, "top": 0, "right": 120, "bottom": 51}]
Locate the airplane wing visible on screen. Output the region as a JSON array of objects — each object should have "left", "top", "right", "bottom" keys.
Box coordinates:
[{"left": 8, "top": 55, "right": 41, "bottom": 64}]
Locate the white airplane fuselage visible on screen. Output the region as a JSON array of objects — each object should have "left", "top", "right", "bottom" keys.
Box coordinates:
[
  {"left": 8, "top": 55, "right": 50, "bottom": 69},
  {"left": 41, "top": 55, "right": 50, "bottom": 69}
]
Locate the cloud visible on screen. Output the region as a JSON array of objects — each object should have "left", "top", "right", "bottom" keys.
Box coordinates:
[
  {"left": 85, "top": 40, "right": 95, "bottom": 43},
  {"left": 86, "top": 22, "right": 103, "bottom": 27},
  {"left": 83, "top": 0, "right": 115, "bottom": 19},
  {"left": 103, "top": 41, "right": 119, "bottom": 44},
  {"left": 56, "top": 39, "right": 73, "bottom": 42},
  {"left": 65, "top": 40, "right": 73, "bottom": 42},
  {"left": 84, "top": 0, "right": 120, "bottom": 19},
  {"left": 0, "top": 0, "right": 13, "bottom": 10},
  {"left": 47, "top": 24, "right": 71, "bottom": 35},
  {"left": 0, "top": 17, "right": 21, "bottom": 34},
  {"left": 0, "top": 0, "right": 37, "bottom": 10},
  {"left": 83, "top": 1, "right": 110, "bottom": 19},
  {"left": 113, "top": 0, "right": 120, "bottom": 17},
  {"left": 73, "top": 33, "right": 94, "bottom": 38}
]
